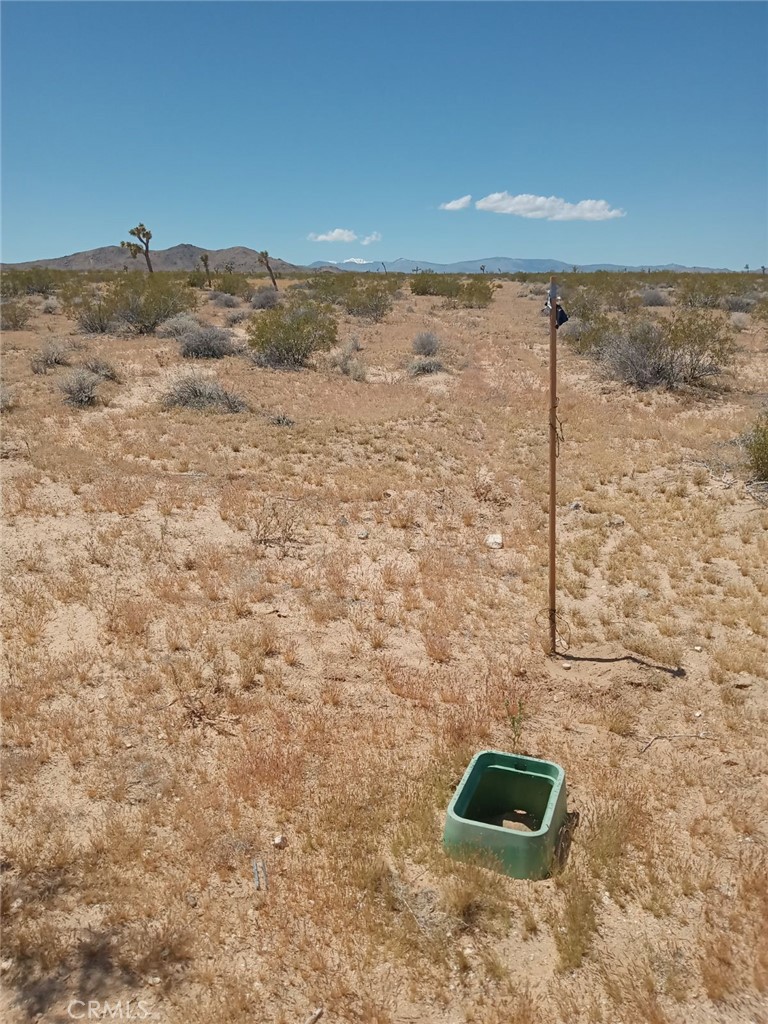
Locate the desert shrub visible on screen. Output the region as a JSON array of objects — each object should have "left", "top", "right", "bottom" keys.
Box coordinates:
[
  {"left": 76, "top": 300, "right": 116, "bottom": 334},
  {"left": 226, "top": 310, "right": 250, "bottom": 325},
  {"left": 676, "top": 276, "right": 723, "bottom": 309},
  {"left": 110, "top": 276, "right": 198, "bottom": 334},
  {"left": 30, "top": 342, "right": 71, "bottom": 375},
  {"left": 83, "top": 358, "right": 122, "bottom": 382},
  {"left": 730, "top": 312, "right": 750, "bottom": 332},
  {"left": 576, "top": 311, "right": 735, "bottom": 389},
  {"left": 564, "top": 286, "right": 604, "bottom": 323},
  {"left": 1, "top": 384, "right": 15, "bottom": 412},
  {"left": 60, "top": 369, "right": 101, "bottom": 407},
  {"left": 252, "top": 287, "right": 280, "bottom": 310},
  {"left": 1, "top": 301, "right": 32, "bottom": 330},
  {"left": 209, "top": 291, "right": 238, "bottom": 308},
  {"left": 744, "top": 413, "right": 768, "bottom": 480},
  {"left": 408, "top": 356, "right": 445, "bottom": 377},
  {"left": 327, "top": 340, "right": 367, "bottom": 381},
  {"left": 412, "top": 332, "right": 441, "bottom": 356},
  {"left": 246, "top": 300, "right": 337, "bottom": 368},
  {"left": 410, "top": 273, "right": 462, "bottom": 298},
  {"left": 157, "top": 312, "right": 200, "bottom": 338},
  {"left": 179, "top": 326, "right": 237, "bottom": 359},
  {"left": 343, "top": 282, "right": 393, "bottom": 321},
  {"left": 457, "top": 279, "right": 496, "bottom": 308},
  {"left": 214, "top": 273, "right": 254, "bottom": 300},
  {"left": 162, "top": 375, "right": 249, "bottom": 413},
  {"left": 41, "top": 298, "right": 61, "bottom": 314},
  {"left": 186, "top": 270, "right": 207, "bottom": 289},
  {"left": 722, "top": 293, "right": 756, "bottom": 313},
  {"left": 1, "top": 268, "right": 57, "bottom": 298},
  {"left": 640, "top": 288, "right": 668, "bottom": 307}
]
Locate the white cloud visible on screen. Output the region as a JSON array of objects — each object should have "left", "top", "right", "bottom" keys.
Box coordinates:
[
  {"left": 475, "top": 192, "right": 625, "bottom": 221},
  {"left": 439, "top": 194, "right": 472, "bottom": 211},
  {"left": 307, "top": 228, "right": 358, "bottom": 243},
  {"left": 361, "top": 231, "right": 382, "bottom": 246}
]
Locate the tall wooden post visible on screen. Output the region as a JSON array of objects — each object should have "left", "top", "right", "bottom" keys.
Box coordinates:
[{"left": 548, "top": 277, "right": 558, "bottom": 654}]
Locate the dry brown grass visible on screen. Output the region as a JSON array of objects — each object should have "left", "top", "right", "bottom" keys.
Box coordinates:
[{"left": 1, "top": 277, "right": 767, "bottom": 1023}]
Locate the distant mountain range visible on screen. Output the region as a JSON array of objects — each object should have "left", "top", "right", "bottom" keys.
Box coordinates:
[
  {"left": 2, "top": 244, "right": 726, "bottom": 274},
  {"left": 2, "top": 244, "right": 300, "bottom": 274},
  {"left": 310, "top": 256, "right": 727, "bottom": 274}
]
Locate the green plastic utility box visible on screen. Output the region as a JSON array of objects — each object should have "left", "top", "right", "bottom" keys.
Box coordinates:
[{"left": 443, "top": 750, "right": 567, "bottom": 880}]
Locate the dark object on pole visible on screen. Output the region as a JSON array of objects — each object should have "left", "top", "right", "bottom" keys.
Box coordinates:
[{"left": 548, "top": 278, "right": 558, "bottom": 653}]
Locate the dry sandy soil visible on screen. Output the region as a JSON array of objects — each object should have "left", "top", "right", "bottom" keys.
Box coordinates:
[{"left": 1, "top": 280, "right": 767, "bottom": 1024}]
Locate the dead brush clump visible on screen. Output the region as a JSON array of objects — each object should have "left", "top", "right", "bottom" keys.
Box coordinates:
[
  {"left": 30, "top": 341, "right": 71, "bottom": 375},
  {"left": 178, "top": 325, "right": 238, "bottom": 359},
  {"left": 162, "top": 375, "right": 249, "bottom": 413},
  {"left": 59, "top": 368, "right": 102, "bottom": 407}
]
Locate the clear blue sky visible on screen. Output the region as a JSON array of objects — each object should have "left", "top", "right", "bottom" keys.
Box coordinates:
[{"left": 1, "top": 1, "right": 766, "bottom": 269}]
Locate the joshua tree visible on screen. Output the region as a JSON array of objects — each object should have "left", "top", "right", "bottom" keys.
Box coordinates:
[
  {"left": 480, "top": 265, "right": 486, "bottom": 274},
  {"left": 258, "top": 250, "right": 279, "bottom": 291},
  {"left": 761, "top": 266, "right": 766, "bottom": 276},
  {"left": 200, "top": 253, "right": 212, "bottom": 287},
  {"left": 120, "top": 223, "right": 154, "bottom": 273},
  {"left": 745, "top": 264, "right": 750, "bottom": 273}
]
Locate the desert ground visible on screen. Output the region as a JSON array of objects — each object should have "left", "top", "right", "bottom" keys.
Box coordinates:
[{"left": 1, "top": 273, "right": 767, "bottom": 1023}]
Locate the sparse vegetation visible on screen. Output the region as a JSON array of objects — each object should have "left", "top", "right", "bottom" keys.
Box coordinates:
[{"left": 2, "top": 271, "right": 767, "bottom": 1024}]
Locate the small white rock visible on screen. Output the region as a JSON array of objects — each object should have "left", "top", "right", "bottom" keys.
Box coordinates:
[
  {"left": 694, "top": 646, "right": 703, "bottom": 652},
  {"left": 357, "top": 529, "right": 369, "bottom": 540},
  {"left": 562, "top": 663, "right": 571, "bottom": 671},
  {"left": 273, "top": 834, "right": 287, "bottom": 849},
  {"left": 485, "top": 533, "right": 503, "bottom": 549}
]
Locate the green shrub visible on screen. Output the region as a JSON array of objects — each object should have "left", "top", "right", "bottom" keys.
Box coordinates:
[
  {"left": 343, "top": 282, "right": 394, "bottom": 321},
  {"left": 111, "top": 276, "right": 197, "bottom": 334},
  {"left": 676, "top": 276, "right": 724, "bottom": 309},
  {"left": 246, "top": 300, "right": 337, "bottom": 368},
  {"left": 214, "top": 273, "right": 254, "bottom": 300},
  {"left": 744, "top": 413, "right": 768, "bottom": 480},
  {"left": 76, "top": 300, "right": 116, "bottom": 334},
  {"left": 410, "top": 273, "right": 462, "bottom": 298},
  {"left": 187, "top": 270, "right": 207, "bottom": 289},
  {"left": 456, "top": 279, "right": 496, "bottom": 308},
  {"left": 0, "top": 301, "right": 32, "bottom": 330}
]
